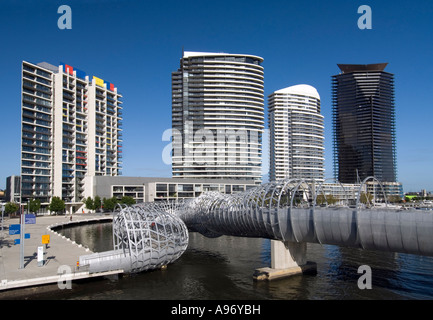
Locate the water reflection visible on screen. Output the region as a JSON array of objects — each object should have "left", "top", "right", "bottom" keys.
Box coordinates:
[
  {"left": 57, "top": 223, "right": 433, "bottom": 300},
  {"left": 60, "top": 222, "right": 113, "bottom": 252}
]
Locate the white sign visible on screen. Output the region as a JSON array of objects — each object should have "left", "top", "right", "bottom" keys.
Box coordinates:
[{"left": 37, "top": 246, "right": 44, "bottom": 267}]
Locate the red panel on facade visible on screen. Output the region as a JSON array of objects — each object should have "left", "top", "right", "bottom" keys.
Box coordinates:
[
  {"left": 110, "top": 83, "right": 115, "bottom": 91},
  {"left": 65, "top": 64, "right": 74, "bottom": 75}
]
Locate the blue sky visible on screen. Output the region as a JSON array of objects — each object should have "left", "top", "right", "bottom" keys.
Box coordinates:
[{"left": 0, "top": 0, "right": 432, "bottom": 192}]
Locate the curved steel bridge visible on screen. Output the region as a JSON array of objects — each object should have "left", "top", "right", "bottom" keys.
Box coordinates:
[
  {"left": 79, "top": 203, "right": 189, "bottom": 273},
  {"left": 80, "top": 177, "right": 433, "bottom": 274}
]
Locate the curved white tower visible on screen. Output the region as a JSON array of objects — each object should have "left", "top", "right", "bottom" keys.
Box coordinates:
[
  {"left": 268, "top": 84, "right": 324, "bottom": 182},
  {"left": 172, "top": 51, "right": 264, "bottom": 183}
]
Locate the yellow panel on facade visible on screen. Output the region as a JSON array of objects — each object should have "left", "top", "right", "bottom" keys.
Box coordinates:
[{"left": 93, "top": 76, "right": 104, "bottom": 87}]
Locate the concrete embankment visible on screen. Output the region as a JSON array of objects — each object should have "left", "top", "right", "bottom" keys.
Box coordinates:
[{"left": 0, "top": 214, "right": 121, "bottom": 296}]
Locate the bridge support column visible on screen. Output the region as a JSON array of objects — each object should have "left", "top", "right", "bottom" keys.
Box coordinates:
[{"left": 253, "top": 240, "right": 316, "bottom": 281}]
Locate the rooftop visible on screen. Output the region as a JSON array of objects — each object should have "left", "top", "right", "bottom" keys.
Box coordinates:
[
  {"left": 274, "top": 84, "right": 320, "bottom": 100},
  {"left": 183, "top": 51, "right": 263, "bottom": 62},
  {"left": 337, "top": 63, "right": 388, "bottom": 73}
]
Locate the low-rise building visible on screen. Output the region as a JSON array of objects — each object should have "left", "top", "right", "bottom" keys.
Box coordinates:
[{"left": 83, "top": 176, "right": 257, "bottom": 205}]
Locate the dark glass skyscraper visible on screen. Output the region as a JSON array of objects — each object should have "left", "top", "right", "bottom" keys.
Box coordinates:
[{"left": 332, "top": 63, "right": 396, "bottom": 183}]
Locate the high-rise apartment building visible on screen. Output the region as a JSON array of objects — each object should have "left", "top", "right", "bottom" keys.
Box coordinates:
[
  {"left": 21, "top": 61, "right": 123, "bottom": 208},
  {"left": 172, "top": 51, "right": 264, "bottom": 183},
  {"left": 6, "top": 175, "right": 21, "bottom": 203},
  {"left": 332, "top": 63, "right": 396, "bottom": 183},
  {"left": 268, "top": 85, "right": 325, "bottom": 182}
]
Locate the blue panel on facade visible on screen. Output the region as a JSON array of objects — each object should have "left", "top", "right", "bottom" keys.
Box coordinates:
[{"left": 75, "top": 68, "right": 87, "bottom": 79}]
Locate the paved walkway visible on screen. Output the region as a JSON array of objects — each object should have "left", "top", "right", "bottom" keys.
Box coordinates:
[{"left": 0, "top": 214, "right": 119, "bottom": 293}]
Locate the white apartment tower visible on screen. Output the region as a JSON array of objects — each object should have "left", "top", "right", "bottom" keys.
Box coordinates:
[
  {"left": 172, "top": 51, "right": 264, "bottom": 183},
  {"left": 268, "top": 85, "right": 325, "bottom": 182},
  {"left": 21, "top": 61, "right": 123, "bottom": 208}
]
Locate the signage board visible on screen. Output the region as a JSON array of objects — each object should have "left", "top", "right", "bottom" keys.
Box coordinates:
[
  {"left": 14, "top": 239, "right": 20, "bottom": 245},
  {"left": 25, "top": 214, "right": 36, "bottom": 224},
  {"left": 24, "top": 233, "right": 30, "bottom": 239},
  {"left": 42, "top": 235, "right": 50, "bottom": 244},
  {"left": 9, "top": 224, "right": 20, "bottom": 235},
  {"left": 37, "top": 246, "right": 44, "bottom": 267}
]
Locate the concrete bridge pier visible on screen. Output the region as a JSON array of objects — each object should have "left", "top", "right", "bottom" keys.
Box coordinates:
[{"left": 253, "top": 240, "right": 317, "bottom": 281}]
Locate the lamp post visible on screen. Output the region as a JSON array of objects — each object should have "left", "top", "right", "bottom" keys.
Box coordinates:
[
  {"left": 18, "top": 199, "right": 30, "bottom": 269},
  {"left": 1, "top": 204, "right": 4, "bottom": 233}
]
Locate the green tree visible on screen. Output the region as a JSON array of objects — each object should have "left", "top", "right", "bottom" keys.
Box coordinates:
[
  {"left": 84, "top": 196, "right": 103, "bottom": 212},
  {"left": 5, "top": 202, "right": 20, "bottom": 216},
  {"left": 327, "top": 194, "right": 338, "bottom": 205},
  {"left": 84, "top": 197, "right": 95, "bottom": 212},
  {"left": 316, "top": 194, "right": 327, "bottom": 205},
  {"left": 102, "top": 197, "right": 118, "bottom": 211},
  {"left": 25, "top": 199, "right": 41, "bottom": 214},
  {"left": 94, "top": 196, "right": 102, "bottom": 211},
  {"left": 360, "top": 192, "right": 373, "bottom": 204},
  {"left": 316, "top": 194, "right": 338, "bottom": 206},
  {"left": 388, "top": 195, "right": 402, "bottom": 203},
  {"left": 120, "top": 196, "right": 135, "bottom": 206},
  {"left": 49, "top": 196, "right": 65, "bottom": 215}
]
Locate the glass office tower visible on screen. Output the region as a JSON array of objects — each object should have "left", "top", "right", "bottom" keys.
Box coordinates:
[{"left": 332, "top": 63, "right": 396, "bottom": 183}]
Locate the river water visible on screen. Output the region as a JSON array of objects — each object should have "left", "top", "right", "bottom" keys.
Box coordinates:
[{"left": 50, "top": 222, "right": 433, "bottom": 300}]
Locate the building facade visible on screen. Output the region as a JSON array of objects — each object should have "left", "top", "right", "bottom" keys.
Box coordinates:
[
  {"left": 172, "top": 51, "right": 264, "bottom": 183},
  {"left": 332, "top": 63, "right": 397, "bottom": 183},
  {"left": 83, "top": 176, "right": 257, "bottom": 204},
  {"left": 268, "top": 85, "right": 325, "bottom": 182},
  {"left": 5, "top": 175, "right": 21, "bottom": 203},
  {"left": 365, "top": 181, "right": 404, "bottom": 200},
  {"left": 21, "top": 61, "right": 123, "bottom": 207}
]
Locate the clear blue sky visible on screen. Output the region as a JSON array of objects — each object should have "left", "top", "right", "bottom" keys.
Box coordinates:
[{"left": 0, "top": 0, "right": 432, "bottom": 192}]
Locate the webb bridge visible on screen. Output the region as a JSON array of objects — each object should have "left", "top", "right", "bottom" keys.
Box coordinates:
[{"left": 79, "top": 177, "right": 433, "bottom": 279}]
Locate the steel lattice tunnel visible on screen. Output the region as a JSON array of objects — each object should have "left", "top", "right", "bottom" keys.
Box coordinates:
[
  {"left": 113, "top": 204, "right": 189, "bottom": 273},
  {"left": 80, "top": 202, "right": 189, "bottom": 274},
  {"left": 174, "top": 178, "right": 433, "bottom": 256},
  {"left": 80, "top": 177, "right": 433, "bottom": 274}
]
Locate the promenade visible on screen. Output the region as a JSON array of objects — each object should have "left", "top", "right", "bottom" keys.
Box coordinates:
[{"left": 0, "top": 214, "right": 120, "bottom": 296}]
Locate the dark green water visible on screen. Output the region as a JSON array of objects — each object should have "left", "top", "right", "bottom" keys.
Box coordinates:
[{"left": 56, "top": 223, "right": 433, "bottom": 300}]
